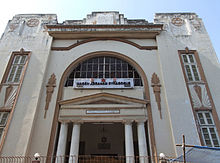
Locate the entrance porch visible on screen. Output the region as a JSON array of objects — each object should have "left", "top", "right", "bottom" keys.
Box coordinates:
[
  {"left": 55, "top": 93, "right": 150, "bottom": 163},
  {"left": 55, "top": 121, "right": 149, "bottom": 163}
]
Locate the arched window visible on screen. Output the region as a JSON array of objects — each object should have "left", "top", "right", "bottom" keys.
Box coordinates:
[{"left": 65, "top": 56, "right": 143, "bottom": 86}]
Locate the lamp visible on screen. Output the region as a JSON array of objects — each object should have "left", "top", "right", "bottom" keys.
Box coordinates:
[
  {"left": 101, "top": 124, "right": 107, "bottom": 143},
  {"left": 34, "top": 153, "right": 40, "bottom": 160},
  {"left": 159, "top": 153, "right": 167, "bottom": 163}
]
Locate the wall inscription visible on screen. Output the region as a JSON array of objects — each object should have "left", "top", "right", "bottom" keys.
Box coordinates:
[{"left": 74, "top": 78, "right": 134, "bottom": 89}]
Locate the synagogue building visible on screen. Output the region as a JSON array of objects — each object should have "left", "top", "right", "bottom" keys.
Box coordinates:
[{"left": 0, "top": 11, "right": 220, "bottom": 163}]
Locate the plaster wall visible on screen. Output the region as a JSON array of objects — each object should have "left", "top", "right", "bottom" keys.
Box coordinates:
[
  {"left": 155, "top": 13, "right": 220, "bottom": 155},
  {"left": 1, "top": 12, "right": 219, "bottom": 160},
  {"left": 28, "top": 39, "right": 175, "bottom": 157},
  {"left": 155, "top": 13, "right": 220, "bottom": 117},
  {"left": 156, "top": 32, "right": 200, "bottom": 156},
  {"left": 0, "top": 14, "right": 55, "bottom": 156}
]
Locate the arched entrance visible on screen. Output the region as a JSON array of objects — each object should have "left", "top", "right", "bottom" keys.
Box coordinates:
[{"left": 47, "top": 51, "right": 157, "bottom": 162}]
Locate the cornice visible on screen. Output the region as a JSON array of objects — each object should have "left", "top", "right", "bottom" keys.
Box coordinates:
[
  {"left": 46, "top": 24, "right": 163, "bottom": 29},
  {"left": 58, "top": 92, "right": 149, "bottom": 105},
  {"left": 46, "top": 24, "right": 163, "bottom": 39}
]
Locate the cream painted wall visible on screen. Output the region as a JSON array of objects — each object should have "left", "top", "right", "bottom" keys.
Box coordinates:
[
  {"left": 0, "top": 15, "right": 55, "bottom": 156},
  {"left": 63, "top": 87, "right": 144, "bottom": 100},
  {"left": 1, "top": 13, "right": 219, "bottom": 160},
  {"left": 156, "top": 32, "right": 200, "bottom": 156},
  {"left": 28, "top": 39, "right": 175, "bottom": 158},
  {"left": 1, "top": 38, "right": 53, "bottom": 156},
  {"left": 155, "top": 13, "right": 220, "bottom": 156}
]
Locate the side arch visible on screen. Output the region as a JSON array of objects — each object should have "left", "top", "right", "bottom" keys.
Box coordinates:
[{"left": 47, "top": 51, "right": 158, "bottom": 162}]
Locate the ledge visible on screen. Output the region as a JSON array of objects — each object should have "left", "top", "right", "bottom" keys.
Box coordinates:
[{"left": 46, "top": 24, "right": 163, "bottom": 39}]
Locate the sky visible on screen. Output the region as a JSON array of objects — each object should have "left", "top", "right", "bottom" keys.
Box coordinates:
[{"left": 0, "top": 0, "right": 219, "bottom": 60}]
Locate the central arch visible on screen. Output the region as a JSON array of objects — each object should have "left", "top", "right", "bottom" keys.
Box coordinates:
[{"left": 47, "top": 51, "right": 158, "bottom": 162}]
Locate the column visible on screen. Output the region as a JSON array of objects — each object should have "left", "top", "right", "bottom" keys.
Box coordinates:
[
  {"left": 124, "top": 121, "right": 134, "bottom": 163},
  {"left": 69, "top": 122, "right": 81, "bottom": 163},
  {"left": 137, "top": 121, "right": 148, "bottom": 163},
  {"left": 56, "top": 122, "right": 68, "bottom": 163}
]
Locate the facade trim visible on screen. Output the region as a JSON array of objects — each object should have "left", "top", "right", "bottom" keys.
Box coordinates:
[
  {"left": 47, "top": 24, "right": 163, "bottom": 29},
  {"left": 51, "top": 38, "right": 157, "bottom": 51},
  {"left": 58, "top": 92, "right": 148, "bottom": 105}
]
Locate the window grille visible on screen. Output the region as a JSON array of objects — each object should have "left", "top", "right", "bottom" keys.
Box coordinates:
[
  {"left": 0, "top": 112, "right": 9, "bottom": 141},
  {"left": 182, "top": 54, "right": 200, "bottom": 81},
  {"left": 197, "top": 111, "right": 219, "bottom": 147},
  {"left": 7, "top": 55, "right": 27, "bottom": 83},
  {"left": 65, "top": 56, "right": 143, "bottom": 86}
]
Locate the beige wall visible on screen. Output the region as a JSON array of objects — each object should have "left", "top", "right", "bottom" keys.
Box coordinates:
[
  {"left": 155, "top": 13, "right": 220, "bottom": 155},
  {"left": 26, "top": 37, "right": 180, "bottom": 157},
  {"left": 0, "top": 14, "right": 55, "bottom": 156}
]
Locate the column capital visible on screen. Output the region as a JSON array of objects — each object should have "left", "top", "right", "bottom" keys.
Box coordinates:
[
  {"left": 122, "top": 119, "right": 134, "bottom": 125},
  {"left": 71, "top": 120, "right": 84, "bottom": 124},
  {"left": 58, "top": 120, "right": 70, "bottom": 124},
  {"left": 135, "top": 119, "right": 147, "bottom": 124}
]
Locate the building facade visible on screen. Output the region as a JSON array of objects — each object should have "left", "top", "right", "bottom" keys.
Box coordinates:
[{"left": 0, "top": 11, "right": 220, "bottom": 162}]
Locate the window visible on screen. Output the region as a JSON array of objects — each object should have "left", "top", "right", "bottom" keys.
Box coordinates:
[
  {"left": 197, "top": 111, "right": 219, "bottom": 147},
  {"left": 182, "top": 54, "right": 200, "bottom": 81},
  {"left": 65, "top": 56, "right": 143, "bottom": 86},
  {"left": 7, "top": 55, "right": 27, "bottom": 83},
  {"left": 0, "top": 112, "right": 9, "bottom": 141}
]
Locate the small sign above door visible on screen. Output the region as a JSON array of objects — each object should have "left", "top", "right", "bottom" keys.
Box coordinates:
[
  {"left": 74, "top": 78, "right": 134, "bottom": 89},
  {"left": 86, "top": 110, "right": 120, "bottom": 114}
]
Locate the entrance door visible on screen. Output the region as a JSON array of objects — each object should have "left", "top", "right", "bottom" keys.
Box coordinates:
[{"left": 79, "top": 123, "right": 125, "bottom": 162}]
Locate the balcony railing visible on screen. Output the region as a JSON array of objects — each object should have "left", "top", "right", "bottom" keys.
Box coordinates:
[{"left": 0, "top": 155, "right": 179, "bottom": 163}]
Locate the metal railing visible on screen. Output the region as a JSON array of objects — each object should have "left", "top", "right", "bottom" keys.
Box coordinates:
[{"left": 0, "top": 155, "right": 182, "bottom": 163}]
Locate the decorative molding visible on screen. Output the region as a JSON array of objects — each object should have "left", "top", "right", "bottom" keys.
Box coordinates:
[
  {"left": 4, "top": 85, "right": 13, "bottom": 104},
  {"left": 185, "top": 47, "right": 189, "bottom": 54},
  {"left": 44, "top": 73, "right": 56, "bottom": 118},
  {"left": 9, "top": 23, "right": 19, "bottom": 32},
  {"left": 59, "top": 92, "right": 148, "bottom": 105},
  {"left": 51, "top": 38, "right": 158, "bottom": 51},
  {"left": 189, "top": 84, "right": 211, "bottom": 109},
  {"left": 70, "top": 120, "right": 84, "bottom": 124},
  {"left": 85, "top": 99, "right": 122, "bottom": 104},
  {"left": 26, "top": 19, "right": 39, "bottom": 27},
  {"left": 0, "top": 86, "right": 18, "bottom": 110},
  {"left": 192, "top": 21, "right": 201, "bottom": 31},
  {"left": 171, "top": 17, "right": 184, "bottom": 26},
  {"left": 58, "top": 119, "right": 72, "bottom": 123},
  {"left": 8, "top": 17, "right": 20, "bottom": 32},
  {"left": 135, "top": 119, "right": 147, "bottom": 123},
  {"left": 151, "top": 73, "right": 162, "bottom": 119},
  {"left": 47, "top": 24, "right": 163, "bottom": 29},
  {"left": 122, "top": 119, "right": 134, "bottom": 125}
]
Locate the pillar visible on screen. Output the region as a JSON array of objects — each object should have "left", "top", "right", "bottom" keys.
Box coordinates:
[
  {"left": 124, "top": 121, "right": 134, "bottom": 163},
  {"left": 137, "top": 121, "right": 148, "bottom": 163},
  {"left": 69, "top": 122, "right": 81, "bottom": 163},
  {"left": 56, "top": 122, "right": 68, "bottom": 163}
]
